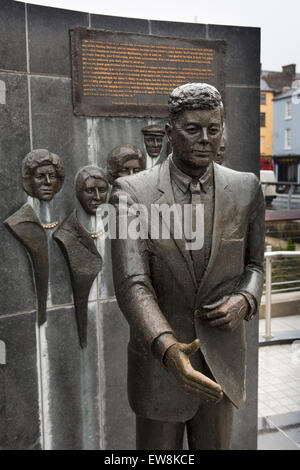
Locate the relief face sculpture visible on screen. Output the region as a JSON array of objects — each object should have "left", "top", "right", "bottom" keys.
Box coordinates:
[
  {"left": 54, "top": 166, "right": 107, "bottom": 348},
  {"left": 110, "top": 83, "right": 265, "bottom": 450},
  {"left": 141, "top": 124, "right": 165, "bottom": 159},
  {"left": 22, "top": 149, "right": 64, "bottom": 200},
  {"left": 107, "top": 144, "right": 146, "bottom": 184},
  {"left": 76, "top": 166, "right": 109, "bottom": 214},
  {"left": 4, "top": 149, "right": 65, "bottom": 325}
]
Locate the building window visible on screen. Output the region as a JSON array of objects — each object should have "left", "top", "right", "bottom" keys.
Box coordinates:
[
  {"left": 285, "top": 101, "right": 292, "bottom": 119},
  {"left": 260, "top": 93, "right": 266, "bottom": 104},
  {"left": 284, "top": 128, "right": 291, "bottom": 149},
  {"left": 260, "top": 112, "right": 266, "bottom": 127}
]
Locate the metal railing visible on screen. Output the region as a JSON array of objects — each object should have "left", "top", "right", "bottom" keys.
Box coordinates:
[
  {"left": 261, "top": 181, "right": 300, "bottom": 210},
  {"left": 264, "top": 246, "right": 300, "bottom": 339}
]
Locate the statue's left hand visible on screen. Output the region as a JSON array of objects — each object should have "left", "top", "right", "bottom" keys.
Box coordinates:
[{"left": 201, "top": 294, "right": 249, "bottom": 331}]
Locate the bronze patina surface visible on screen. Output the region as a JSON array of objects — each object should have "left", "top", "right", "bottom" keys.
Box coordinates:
[
  {"left": 107, "top": 144, "right": 146, "bottom": 184},
  {"left": 110, "top": 83, "right": 265, "bottom": 449},
  {"left": 54, "top": 166, "right": 108, "bottom": 347},
  {"left": 4, "top": 149, "right": 65, "bottom": 325}
]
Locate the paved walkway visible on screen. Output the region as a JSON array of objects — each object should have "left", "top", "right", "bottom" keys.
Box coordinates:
[{"left": 258, "top": 315, "right": 300, "bottom": 449}]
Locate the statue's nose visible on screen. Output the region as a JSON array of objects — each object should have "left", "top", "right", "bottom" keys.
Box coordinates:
[{"left": 45, "top": 174, "right": 51, "bottom": 184}]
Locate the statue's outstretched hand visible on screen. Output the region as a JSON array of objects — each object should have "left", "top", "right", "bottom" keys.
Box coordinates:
[
  {"left": 164, "top": 339, "right": 223, "bottom": 402},
  {"left": 201, "top": 294, "right": 249, "bottom": 331}
]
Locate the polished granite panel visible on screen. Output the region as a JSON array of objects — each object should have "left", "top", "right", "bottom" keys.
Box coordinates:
[
  {"left": 149, "top": 19, "right": 206, "bottom": 40},
  {"left": 41, "top": 303, "right": 101, "bottom": 449},
  {"left": 92, "top": 117, "right": 150, "bottom": 171},
  {"left": 0, "top": 72, "right": 35, "bottom": 316},
  {"left": 232, "top": 317, "right": 259, "bottom": 450},
  {"left": 91, "top": 14, "right": 149, "bottom": 35},
  {"left": 99, "top": 300, "right": 134, "bottom": 450},
  {"left": 224, "top": 86, "right": 260, "bottom": 176},
  {"left": 0, "top": 312, "right": 41, "bottom": 449},
  {"left": 27, "top": 4, "right": 88, "bottom": 76},
  {"left": 208, "top": 24, "right": 260, "bottom": 87},
  {"left": 0, "top": 0, "right": 26, "bottom": 72}
]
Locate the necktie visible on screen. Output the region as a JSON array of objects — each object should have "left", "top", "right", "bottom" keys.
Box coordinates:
[{"left": 189, "top": 181, "right": 205, "bottom": 284}]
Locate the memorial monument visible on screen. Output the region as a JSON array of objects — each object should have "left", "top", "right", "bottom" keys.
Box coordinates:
[
  {"left": 0, "top": 0, "right": 261, "bottom": 450},
  {"left": 110, "top": 83, "right": 265, "bottom": 450}
]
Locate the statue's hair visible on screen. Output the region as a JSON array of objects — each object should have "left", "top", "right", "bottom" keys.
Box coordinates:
[
  {"left": 75, "top": 165, "right": 108, "bottom": 198},
  {"left": 168, "top": 83, "right": 224, "bottom": 123},
  {"left": 107, "top": 144, "right": 146, "bottom": 184},
  {"left": 22, "top": 148, "right": 65, "bottom": 196}
]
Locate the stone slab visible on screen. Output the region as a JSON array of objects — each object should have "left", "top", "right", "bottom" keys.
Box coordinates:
[
  {"left": 41, "top": 303, "right": 102, "bottom": 449},
  {"left": 224, "top": 86, "right": 260, "bottom": 177},
  {"left": 0, "top": 312, "right": 41, "bottom": 449},
  {"left": 0, "top": 0, "right": 27, "bottom": 72},
  {"left": 208, "top": 24, "right": 260, "bottom": 87},
  {"left": 92, "top": 117, "right": 150, "bottom": 171},
  {"left": 232, "top": 317, "right": 259, "bottom": 450},
  {"left": 149, "top": 19, "right": 206, "bottom": 40},
  {"left": 0, "top": 72, "right": 36, "bottom": 316},
  {"left": 91, "top": 14, "right": 149, "bottom": 35},
  {"left": 99, "top": 300, "right": 134, "bottom": 450},
  {"left": 27, "top": 4, "right": 88, "bottom": 76}
]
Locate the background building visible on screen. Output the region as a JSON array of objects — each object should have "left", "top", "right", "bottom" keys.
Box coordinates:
[
  {"left": 260, "top": 64, "right": 299, "bottom": 173},
  {"left": 273, "top": 87, "right": 300, "bottom": 184},
  {"left": 260, "top": 78, "right": 274, "bottom": 170}
]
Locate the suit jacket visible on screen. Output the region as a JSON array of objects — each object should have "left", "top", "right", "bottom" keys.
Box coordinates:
[
  {"left": 53, "top": 210, "right": 102, "bottom": 348},
  {"left": 4, "top": 203, "right": 48, "bottom": 325},
  {"left": 110, "top": 158, "right": 265, "bottom": 422}
]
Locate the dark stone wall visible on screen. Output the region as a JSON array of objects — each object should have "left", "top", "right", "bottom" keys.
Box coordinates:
[{"left": 0, "top": 0, "right": 260, "bottom": 450}]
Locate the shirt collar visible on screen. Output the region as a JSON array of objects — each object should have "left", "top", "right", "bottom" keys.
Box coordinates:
[{"left": 169, "top": 155, "right": 213, "bottom": 194}]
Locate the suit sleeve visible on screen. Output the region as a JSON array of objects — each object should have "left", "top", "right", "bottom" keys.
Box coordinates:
[
  {"left": 109, "top": 179, "right": 176, "bottom": 354},
  {"left": 237, "top": 175, "right": 265, "bottom": 316}
]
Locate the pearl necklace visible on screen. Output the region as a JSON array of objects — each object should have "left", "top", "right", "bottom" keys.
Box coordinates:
[
  {"left": 91, "top": 228, "right": 106, "bottom": 239},
  {"left": 42, "top": 221, "right": 59, "bottom": 230}
]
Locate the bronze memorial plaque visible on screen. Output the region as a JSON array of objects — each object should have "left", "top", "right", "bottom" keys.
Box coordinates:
[{"left": 70, "top": 28, "right": 226, "bottom": 118}]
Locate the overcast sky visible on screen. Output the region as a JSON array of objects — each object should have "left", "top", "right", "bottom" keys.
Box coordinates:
[{"left": 18, "top": 0, "right": 300, "bottom": 72}]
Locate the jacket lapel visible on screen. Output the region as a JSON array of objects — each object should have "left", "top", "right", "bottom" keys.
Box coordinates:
[
  {"left": 196, "top": 162, "right": 232, "bottom": 302},
  {"left": 154, "top": 159, "right": 197, "bottom": 289}
]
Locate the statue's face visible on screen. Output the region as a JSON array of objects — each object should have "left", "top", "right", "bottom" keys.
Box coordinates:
[
  {"left": 144, "top": 135, "right": 163, "bottom": 158},
  {"left": 78, "top": 177, "right": 108, "bottom": 215},
  {"left": 117, "top": 158, "right": 142, "bottom": 178},
  {"left": 166, "top": 108, "right": 223, "bottom": 175},
  {"left": 31, "top": 164, "right": 59, "bottom": 201}
]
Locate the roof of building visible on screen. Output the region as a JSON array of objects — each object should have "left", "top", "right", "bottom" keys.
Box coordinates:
[
  {"left": 261, "top": 64, "right": 297, "bottom": 93},
  {"left": 260, "top": 77, "right": 274, "bottom": 92}
]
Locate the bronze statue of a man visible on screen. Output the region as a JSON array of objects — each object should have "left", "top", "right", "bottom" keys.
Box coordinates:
[
  {"left": 107, "top": 144, "right": 146, "bottom": 184},
  {"left": 110, "top": 83, "right": 264, "bottom": 450}
]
